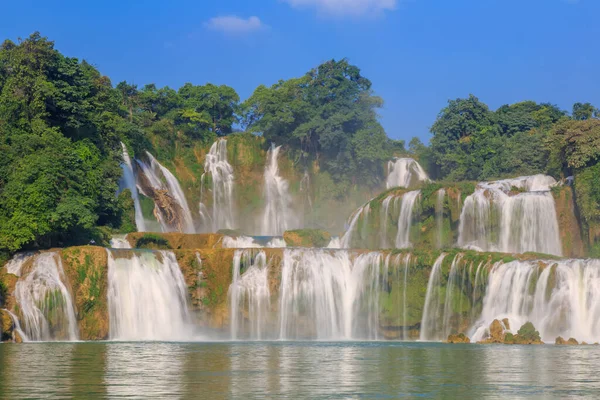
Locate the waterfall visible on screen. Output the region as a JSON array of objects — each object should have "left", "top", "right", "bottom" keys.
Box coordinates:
[
  {"left": 229, "top": 250, "right": 270, "bottom": 340},
  {"left": 395, "top": 190, "right": 420, "bottom": 248},
  {"left": 222, "top": 236, "right": 286, "bottom": 248},
  {"left": 278, "top": 249, "right": 387, "bottom": 340},
  {"left": 419, "top": 254, "right": 447, "bottom": 341},
  {"left": 386, "top": 158, "right": 429, "bottom": 189},
  {"left": 400, "top": 254, "right": 411, "bottom": 340},
  {"left": 110, "top": 235, "right": 131, "bottom": 249},
  {"left": 200, "top": 139, "right": 236, "bottom": 232},
  {"left": 380, "top": 195, "right": 396, "bottom": 248},
  {"left": 137, "top": 152, "right": 195, "bottom": 233},
  {"left": 441, "top": 254, "right": 464, "bottom": 338},
  {"left": 469, "top": 259, "right": 600, "bottom": 343},
  {"left": 11, "top": 252, "right": 79, "bottom": 341},
  {"left": 436, "top": 189, "right": 445, "bottom": 249},
  {"left": 340, "top": 204, "right": 367, "bottom": 248},
  {"left": 458, "top": 175, "right": 561, "bottom": 255},
  {"left": 119, "top": 142, "right": 146, "bottom": 232},
  {"left": 2, "top": 309, "right": 28, "bottom": 342},
  {"left": 107, "top": 250, "right": 192, "bottom": 340},
  {"left": 261, "top": 144, "right": 295, "bottom": 235}
]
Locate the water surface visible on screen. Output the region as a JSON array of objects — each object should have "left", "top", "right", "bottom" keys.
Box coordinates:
[{"left": 1, "top": 341, "right": 599, "bottom": 399}]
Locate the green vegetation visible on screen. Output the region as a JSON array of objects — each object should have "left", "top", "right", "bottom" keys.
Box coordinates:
[
  {"left": 1, "top": 32, "right": 599, "bottom": 256},
  {"left": 134, "top": 233, "right": 171, "bottom": 249},
  {"left": 283, "top": 229, "right": 331, "bottom": 248}
]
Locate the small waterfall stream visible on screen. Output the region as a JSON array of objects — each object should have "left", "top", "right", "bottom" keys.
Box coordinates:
[
  {"left": 395, "top": 190, "right": 420, "bottom": 248},
  {"left": 386, "top": 158, "right": 429, "bottom": 189},
  {"left": 261, "top": 144, "right": 296, "bottom": 235},
  {"left": 137, "top": 152, "right": 195, "bottom": 233},
  {"left": 201, "top": 139, "right": 236, "bottom": 232},
  {"left": 119, "top": 142, "right": 146, "bottom": 232}
]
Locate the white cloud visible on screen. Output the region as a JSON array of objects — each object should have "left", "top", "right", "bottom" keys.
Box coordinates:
[
  {"left": 283, "top": 0, "right": 397, "bottom": 17},
  {"left": 204, "top": 16, "right": 266, "bottom": 35}
]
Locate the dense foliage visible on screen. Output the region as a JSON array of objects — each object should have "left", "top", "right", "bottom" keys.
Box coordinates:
[
  {"left": 0, "top": 33, "right": 139, "bottom": 252},
  {"left": 242, "top": 59, "right": 401, "bottom": 186},
  {"left": 1, "top": 32, "right": 600, "bottom": 255}
]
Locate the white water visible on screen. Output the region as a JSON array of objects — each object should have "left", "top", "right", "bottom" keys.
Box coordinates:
[
  {"left": 340, "top": 204, "right": 367, "bottom": 249},
  {"left": 458, "top": 175, "right": 561, "bottom": 256},
  {"left": 229, "top": 250, "right": 270, "bottom": 340},
  {"left": 278, "top": 249, "right": 387, "bottom": 340},
  {"left": 107, "top": 250, "right": 192, "bottom": 340},
  {"left": 222, "top": 236, "right": 286, "bottom": 248},
  {"left": 110, "top": 235, "right": 131, "bottom": 249},
  {"left": 137, "top": 152, "right": 195, "bottom": 233},
  {"left": 12, "top": 252, "right": 79, "bottom": 341},
  {"left": 5, "top": 252, "right": 34, "bottom": 277},
  {"left": 469, "top": 259, "right": 600, "bottom": 343},
  {"left": 119, "top": 142, "right": 146, "bottom": 232},
  {"left": 419, "top": 254, "right": 447, "bottom": 341},
  {"left": 380, "top": 195, "right": 396, "bottom": 248},
  {"left": 261, "top": 144, "right": 296, "bottom": 235},
  {"left": 2, "top": 309, "right": 28, "bottom": 341},
  {"left": 201, "top": 139, "right": 236, "bottom": 232},
  {"left": 395, "top": 190, "right": 420, "bottom": 248},
  {"left": 436, "top": 189, "right": 446, "bottom": 249},
  {"left": 386, "top": 158, "right": 429, "bottom": 189}
]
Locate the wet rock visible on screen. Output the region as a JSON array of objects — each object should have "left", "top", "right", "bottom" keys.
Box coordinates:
[
  {"left": 502, "top": 318, "right": 510, "bottom": 331},
  {"left": 477, "top": 319, "right": 505, "bottom": 344},
  {"left": 556, "top": 336, "right": 579, "bottom": 345},
  {"left": 445, "top": 333, "right": 470, "bottom": 344},
  {"left": 0, "top": 310, "right": 13, "bottom": 341}
]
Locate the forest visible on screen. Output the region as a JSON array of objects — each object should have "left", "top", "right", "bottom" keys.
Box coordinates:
[{"left": 1, "top": 32, "right": 599, "bottom": 258}]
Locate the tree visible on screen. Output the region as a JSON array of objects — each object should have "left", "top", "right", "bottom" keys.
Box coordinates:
[
  {"left": 242, "top": 58, "right": 389, "bottom": 187},
  {"left": 572, "top": 102, "right": 598, "bottom": 121}
]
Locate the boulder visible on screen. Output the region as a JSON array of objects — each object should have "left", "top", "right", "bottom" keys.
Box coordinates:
[
  {"left": 445, "top": 333, "right": 470, "bottom": 344},
  {"left": 556, "top": 336, "right": 579, "bottom": 345},
  {"left": 477, "top": 319, "right": 505, "bottom": 344}
]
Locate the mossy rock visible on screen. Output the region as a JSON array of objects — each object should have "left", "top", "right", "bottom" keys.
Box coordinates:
[
  {"left": 445, "top": 332, "right": 470, "bottom": 344},
  {"left": 127, "top": 233, "right": 225, "bottom": 249},
  {"left": 61, "top": 246, "right": 109, "bottom": 340},
  {"left": 1, "top": 309, "right": 14, "bottom": 341},
  {"left": 283, "top": 229, "right": 332, "bottom": 248}
]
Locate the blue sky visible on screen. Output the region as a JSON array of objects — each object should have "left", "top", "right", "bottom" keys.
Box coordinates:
[{"left": 2, "top": 0, "right": 599, "bottom": 143}]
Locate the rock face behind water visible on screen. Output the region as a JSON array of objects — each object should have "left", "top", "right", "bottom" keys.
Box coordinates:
[{"left": 445, "top": 333, "right": 470, "bottom": 343}]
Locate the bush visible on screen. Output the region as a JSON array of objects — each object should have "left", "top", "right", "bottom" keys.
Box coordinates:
[{"left": 134, "top": 233, "right": 171, "bottom": 249}]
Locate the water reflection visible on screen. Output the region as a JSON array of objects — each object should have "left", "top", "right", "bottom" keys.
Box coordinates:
[{"left": 2, "top": 342, "right": 600, "bottom": 399}]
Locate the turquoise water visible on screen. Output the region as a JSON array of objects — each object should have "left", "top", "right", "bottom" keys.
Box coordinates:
[{"left": 1, "top": 341, "right": 599, "bottom": 399}]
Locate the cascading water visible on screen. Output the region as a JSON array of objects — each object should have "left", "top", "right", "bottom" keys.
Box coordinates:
[
  {"left": 436, "top": 189, "right": 445, "bottom": 249},
  {"left": 469, "top": 259, "right": 600, "bottom": 343},
  {"left": 340, "top": 204, "right": 367, "bottom": 248},
  {"left": 222, "top": 236, "right": 286, "bottom": 248},
  {"left": 136, "top": 152, "right": 195, "bottom": 233},
  {"left": 119, "top": 142, "right": 146, "bottom": 232},
  {"left": 200, "top": 139, "right": 236, "bottom": 232},
  {"left": 261, "top": 144, "right": 296, "bottom": 235},
  {"left": 419, "top": 254, "right": 447, "bottom": 341},
  {"left": 278, "top": 249, "right": 387, "bottom": 340},
  {"left": 107, "top": 250, "right": 192, "bottom": 341},
  {"left": 229, "top": 250, "right": 270, "bottom": 340},
  {"left": 380, "top": 195, "right": 396, "bottom": 248},
  {"left": 386, "top": 158, "right": 429, "bottom": 189},
  {"left": 11, "top": 252, "right": 79, "bottom": 341},
  {"left": 458, "top": 175, "right": 562, "bottom": 255},
  {"left": 395, "top": 190, "right": 420, "bottom": 248},
  {"left": 110, "top": 235, "right": 131, "bottom": 249}
]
